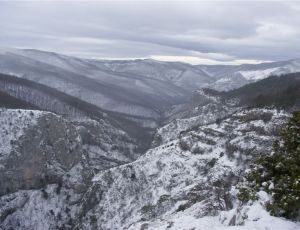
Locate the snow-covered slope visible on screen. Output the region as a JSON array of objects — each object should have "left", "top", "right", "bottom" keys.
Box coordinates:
[
  {"left": 98, "top": 58, "right": 300, "bottom": 92},
  {"left": 0, "top": 48, "right": 189, "bottom": 120},
  {"left": 197, "top": 59, "right": 300, "bottom": 91},
  {"left": 155, "top": 89, "right": 238, "bottom": 145},
  {"left": 1, "top": 106, "right": 299, "bottom": 229},
  {"left": 131, "top": 194, "right": 300, "bottom": 230},
  {"left": 0, "top": 72, "right": 156, "bottom": 154},
  {"left": 76, "top": 108, "right": 298, "bottom": 229},
  {"left": 0, "top": 48, "right": 299, "bottom": 121},
  {"left": 100, "top": 59, "right": 213, "bottom": 90},
  {"left": 0, "top": 108, "right": 145, "bottom": 229}
]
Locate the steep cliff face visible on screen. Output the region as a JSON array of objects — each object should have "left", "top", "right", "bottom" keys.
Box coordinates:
[
  {"left": 0, "top": 109, "right": 85, "bottom": 196},
  {"left": 78, "top": 108, "right": 293, "bottom": 229},
  {"left": 0, "top": 109, "right": 87, "bottom": 229},
  {"left": 0, "top": 109, "right": 140, "bottom": 229}
]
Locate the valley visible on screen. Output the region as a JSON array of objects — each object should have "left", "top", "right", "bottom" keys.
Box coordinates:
[{"left": 0, "top": 49, "right": 300, "bottom": 230}]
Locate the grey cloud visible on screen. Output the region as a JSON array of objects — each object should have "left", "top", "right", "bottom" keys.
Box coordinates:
[{"left": 0, "top": 1, "right": 299, "bottom": 63}]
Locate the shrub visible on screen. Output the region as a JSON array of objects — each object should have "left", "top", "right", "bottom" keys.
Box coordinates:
[
  {"left": 56, "top": 180, "right": 62, "bottom": 194},
  {"left": 238, "top": 111, "right": 300, "bottom": 220},
  {"left": 261, "top": 112, "right": 273, "bottom": 123},
  {"left": 90, "top": 215, "right": 97, "bottom": 224},
  {"left": 225, "top": 141, "right": 238, "bottom": 158},
  {"left": 179, "top": 138, "right": 190, "bottom": 151},
  {"left": 192, "top": 146, "right": 204, "bottom": 155},
  {"left": 239, "top": 111, "right": 273, "bottom": 123},
  {"left": 141, "top": 204, "right": 155, "bottom": 214},
  {"left": 57, "top": 212, "right": 62, "bottom": 220},
  {"left": 248, "top": 124, "right": 267, "bottom": 135},
  {"left": 237, "top": 187, "right": 258, "bottom": 204},
  {"left": 41, "top": 188, "right": 48, "bottom": 199},
  {"left": 207, "top": 158, "right": 218, "bottom": 168},
  {"left": 213, "top": 180, "right": 234, "bottom": 210},
  {"left": 176, "top": 202, "right": 190, "bottom": 212},
  {"left": 153, "top": 134, "right": 163, "bottom": 146}
]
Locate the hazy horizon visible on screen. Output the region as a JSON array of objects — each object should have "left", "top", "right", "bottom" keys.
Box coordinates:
[{"left": 1, "top": 1, "right": 300, "bottom": 64}]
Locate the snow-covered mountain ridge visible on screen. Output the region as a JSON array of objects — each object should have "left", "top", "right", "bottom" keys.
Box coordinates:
[
  {"left": 0, "top": 48, "right": 189, "bottom": 120},
  {"left": 77, "top": 107, "right": 298, "bottom": 229},
  {"left": 0, "top": 47, "right": 300, "bottom": 119},
  {"left": 198, "top": 59, "right": 300, "bottom": 90}
]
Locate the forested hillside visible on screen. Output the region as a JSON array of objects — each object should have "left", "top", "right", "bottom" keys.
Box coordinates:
[{"left": 223, "top": 72, "right": 300, "bottom": 109}]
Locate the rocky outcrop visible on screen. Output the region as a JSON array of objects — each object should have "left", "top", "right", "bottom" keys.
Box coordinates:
[
  {"left": 0, "top": 108, "right": 147, "bottom": 229},
  {"left": 0, "top": 110, "right": 84, "bottom": 196}
]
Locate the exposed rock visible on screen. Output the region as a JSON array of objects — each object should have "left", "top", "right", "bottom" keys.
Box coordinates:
[{"left": 0, "top": 111, "right": 84, "bottom": 196}]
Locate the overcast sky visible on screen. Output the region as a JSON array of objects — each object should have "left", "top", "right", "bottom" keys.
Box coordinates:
[{"left": 1, "top": 1, "right": 300, "bottom": 64}]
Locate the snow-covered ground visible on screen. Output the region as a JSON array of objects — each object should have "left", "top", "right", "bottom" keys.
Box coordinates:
[
  {"left": 78, "top": 108, "right": 298, "bottom": 230},
  {"left": 0, "top": 108, "right": 145, "bottom": 229},
  {"left": 130, "top": 197, "right": 300, "bottom": 230},
  {"left": 239, "top": 67, "right": 280, "bottom": 81},
  {"left": 0, "top": 106, "right": 299, "bottom": 230}
]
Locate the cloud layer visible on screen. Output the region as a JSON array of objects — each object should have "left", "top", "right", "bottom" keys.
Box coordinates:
[{"left": 0, "top": 1, "right": 299, "bottom": 64}]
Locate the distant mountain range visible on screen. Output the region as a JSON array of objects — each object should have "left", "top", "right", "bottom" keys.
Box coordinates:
[{"left": 0, "top": 48, "right": 300, "bottom": 121}]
